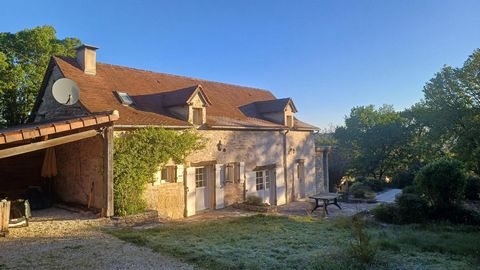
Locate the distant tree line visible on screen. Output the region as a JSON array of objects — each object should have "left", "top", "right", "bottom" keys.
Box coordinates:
[{"left": 317, "top": 49, "right": 480, "bottom": 188}]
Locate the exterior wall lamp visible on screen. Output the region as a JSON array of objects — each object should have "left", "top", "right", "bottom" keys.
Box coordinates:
[{"left": 217, "top": 140, "right": 226, "bottom": 152}]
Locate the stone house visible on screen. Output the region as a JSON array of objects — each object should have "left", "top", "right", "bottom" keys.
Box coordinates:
[{"left": 29, "top": 44, "right": 328, "bottom": 218}]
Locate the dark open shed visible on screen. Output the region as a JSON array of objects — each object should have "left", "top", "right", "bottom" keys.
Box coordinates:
[{"left": 0, "top": 112, "right": 117, "bottom": 217}]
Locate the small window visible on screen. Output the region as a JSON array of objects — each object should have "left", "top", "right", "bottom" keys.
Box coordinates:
[
  {"left": 256, "top": 171, "right": 264, "bottom": 191},
  {"left": 195, "top": 167, "right": 205, "bottom": 188},
  {"left": 115, "top": 91, "right": 134, "bottom": 106},
  {"left": 286, "top": 115, "right": 293, "bottom": 127},
  {"left": 192, "top": 108, "right": 203, "bottom": 125},
  {"left": 225, "top": 164, "right": 234, "bottom": 184},
  {"left": 156, "top": 166, "right": 177, "bottom": 184}
]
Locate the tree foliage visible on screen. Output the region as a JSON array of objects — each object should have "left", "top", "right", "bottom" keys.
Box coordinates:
[
  {"left": 0, "top": 25, "right": 80, "bottom": 126},
  {"left": 334, "top": 105, "right": 410, "bottom": 179},
  {"left": 407, "top": 49, "right": 480, "bottom": 173},
  {"left": 113, "top": 128, "right": 205, "bottom": 216},
  {"left": 414, "top": 158, "right": 467, "bottom": 211}
]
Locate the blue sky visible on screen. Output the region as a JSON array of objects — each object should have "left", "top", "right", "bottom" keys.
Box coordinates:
[{"left": 1, "top": 1, "right": 479, "bottom": 129}]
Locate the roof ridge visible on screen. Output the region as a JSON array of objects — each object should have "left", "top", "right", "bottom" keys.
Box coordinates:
[{"left": 55, "top": 56, "right": 273, "bottom": 94}]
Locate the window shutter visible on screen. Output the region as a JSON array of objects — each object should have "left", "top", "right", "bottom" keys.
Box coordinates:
[
  {"left": 245, "top": 170, "right": 257, "bottom": 196},
  {"left": 215, "top": 164, "right": 225, "bottom": 209},
  {"left": 176, "top": 165, "right": 184, "bottom": 183},
  {"left": 275, "top": 165, "right": 286, "bottom": 205},
  {"left": 185, "top": 167, "right": 196, "bottom": 216},
  {"left": 239, "top": 162, "right": 245, "bottom": 184}
]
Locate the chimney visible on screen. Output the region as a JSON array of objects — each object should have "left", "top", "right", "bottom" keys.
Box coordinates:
[{"left": 75, "top": 44, "right": 98, "bottom": 75}]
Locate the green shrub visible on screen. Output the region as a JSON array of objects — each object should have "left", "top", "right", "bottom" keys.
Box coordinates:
[
  {"left": 372, "top": 193, "right": 429, "bottom": 224},
  {"left": 245, "top": 195, "right": 263, "bottom": 206},
  {"left": 363, "top": 178, "right": 386, "bottom": 192},
  {"left": 349, "top": 216, "right": 377, "bottom": 264},
  {"left": 371, "top": 203, "right": 398, "bottom": 224},
  {"left": 430, "top": 204, "right": 480, "bottom": 225},
  {"left": 392, "top": 171, "right": 415, "bottom": 188},
  {"left": 402, "top": 185, "right": 418, "bottom": 194},
  {"left": 350, "top": 182, "right": 376, "bottom": 199},
  {"left": 414, "top": 158, "right": 467, "bottom": 211},
  {"left": 395, "top": 193, "right": 429, "bottom": 224},
  {"left": 465, "top": 175, "right": 480, "bottom": 200},
  {"left": 113, "top": 128, "right": 204, "bottom": 216}
]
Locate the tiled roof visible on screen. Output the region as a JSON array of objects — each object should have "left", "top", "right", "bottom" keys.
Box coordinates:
[
  {"left": 49, "top": 57, "right": 317, "bottom": 130},
  {"left": 0, "top": 112, "right": 118, "bottom": 145}
]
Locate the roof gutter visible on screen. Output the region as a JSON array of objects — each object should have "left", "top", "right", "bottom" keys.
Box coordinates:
[
  {"left": 207, "top": 125, "right": 287, "bottom": 131},
  {"left": 113, "top": 124, "right": 192, "bottom": 129}
]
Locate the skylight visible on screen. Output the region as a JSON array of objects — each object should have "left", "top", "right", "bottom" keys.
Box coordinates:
[{"left": 115, "top": 91, "right": 134, "bottom": 106}]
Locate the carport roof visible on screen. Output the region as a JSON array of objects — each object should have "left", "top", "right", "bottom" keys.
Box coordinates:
[{"left": 0, "top": 112, "right": 119, "bottom": 145}]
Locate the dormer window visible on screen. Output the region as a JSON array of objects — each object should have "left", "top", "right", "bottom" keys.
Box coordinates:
[
  {"left": 286, "top": 115, "right": 293, "bottom": 127},
  {"left": 115, "top": 91, "right": 134, "bottom": 106},
  {"left": 192, "top": 108, "right": 203, "bottom": 125}
]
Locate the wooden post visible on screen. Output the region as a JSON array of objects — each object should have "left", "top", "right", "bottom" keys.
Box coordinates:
[
  {"left": 0, "top": 200, "right": 11, "bottom": 237},
  {"left": 103, "top": 126, "right": 114, "bottom": 217}
]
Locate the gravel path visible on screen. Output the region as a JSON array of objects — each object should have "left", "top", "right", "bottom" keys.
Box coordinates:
[{"left": 0, "top": 208, "right": 193, "bottom": 270}]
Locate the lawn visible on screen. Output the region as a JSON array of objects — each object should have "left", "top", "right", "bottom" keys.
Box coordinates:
[{"left": 108, "top": 215, "right": 480, "bottom": 270}]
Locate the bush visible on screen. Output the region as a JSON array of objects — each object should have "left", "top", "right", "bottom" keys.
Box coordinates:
[
  {"left": 350, "top": 182, "right": 376, "bottom": 199},
  {"left": 465, "top": 175, "right": 480, "bottom": 200},
  {"left": 402, "top": 185, "right": 417, "bottom": 194},
  {"left": 414, "top": 158, "right": 467, "bottom": 211},
  {"left": 363, "top": 178, "right": 386, "bottom": 192},
  {"left": 429, "top": 204, "right": 480, "bottom": 225},
  {"left": 245, "top": 195, "right": 263, "bottom": 206},
  {"left": 392, "top": 171, "right": 415, "bottom": 188},
  {"left": 372, "top": 193, "right": 429, "bottom": 224},
  {"left": 113, "top": 128, "right": 204, "bottom": 216},
  {"left": 371, "top": 203, "right": 398, "bottom": 224},
  {"left": 349, "top": 216, "right": 377, "bottom": 264},
  {"left": 395, "top": 193, "right": 429, "bottom": 224}
]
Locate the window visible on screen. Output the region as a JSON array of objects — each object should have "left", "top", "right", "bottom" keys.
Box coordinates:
[
  {"left": 155, "top": 166, "right": 176, "bottom": 184},
  {"left": 256, "top": 171, "right": 264, "bottom": 191},
  {"left": 225, "top": 164, "right": 234, "bottom": 184},
  {"left": 256, "top": 170, "right": 271, "bottom": 191},
  {"left": 195, "top": 167, "right": 205, "bottom": 188},
  {"left": 286, "top": 115, "right": 293, "bottom": 127},
  {"left": 192, "top": 108, "right": 203, "bottom": 125},
  {"left": 265, "top": 171, "right": 270, "bottom": 189},
  {"left": 115, "top": 91, "right": 134, "bottom": 106}
]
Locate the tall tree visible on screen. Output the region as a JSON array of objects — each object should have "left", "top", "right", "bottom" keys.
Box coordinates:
[
  {"left": 334, "top": 105, "right": 410, "bottom": 179},
  {"left": 409, "top": 49, "right": 480, "bottom": 173},
  {"left": 0, "top": 26, "right": 80, "bottom": 126}
]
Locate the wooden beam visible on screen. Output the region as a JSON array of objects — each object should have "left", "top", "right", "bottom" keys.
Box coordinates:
[
  {"left": 103, "top": 126, "right": 114, "bottom": 217},
  {"left": 0, "top": 129, "right": 98, "bottom": 159}
]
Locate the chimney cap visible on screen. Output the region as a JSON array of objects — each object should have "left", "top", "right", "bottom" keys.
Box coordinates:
[{"left": 74, "top": 44, "right": 99, "bottom": 51}]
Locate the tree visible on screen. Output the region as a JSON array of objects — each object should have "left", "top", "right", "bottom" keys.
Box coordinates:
[
  {"left": 0, "top": 26, "right": 80, "bottom": 126},
  {"left": 408, "top": 49, "right": 480, "bottom": 173},
  {"left": 334, "top": 105, "right": 410, "bottom": 179}
]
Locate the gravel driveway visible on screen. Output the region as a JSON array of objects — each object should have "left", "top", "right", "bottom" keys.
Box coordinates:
[{"left": 0, "top": 208, "right": 192, "bottom": 270}]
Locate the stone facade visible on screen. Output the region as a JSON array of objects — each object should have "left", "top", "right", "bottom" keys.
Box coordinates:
[
  {"left": 54, "top": 135, "right": 105, "bottom": 210},
  {"left": 34, "top": 66, "right": 88, "bottom": 122},
  {"left": 144, "top": 182, "right": 185, "bottom": 219},
  {"left": 33, "top": 60, "right": 324, "bottom": 219}
]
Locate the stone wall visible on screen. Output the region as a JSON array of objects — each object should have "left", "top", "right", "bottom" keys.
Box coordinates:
[
  {"left": 34, "top": 66, "right": 88, "bottom": 122},
  {"left": 54, "top": 135, "right": 105, "bottom": 209},
  {"left": 224, "top": 182, "right": 244, "bottom": 206},
  {"left": 144, "top": 182, "right": 185, "bottom": 219}
]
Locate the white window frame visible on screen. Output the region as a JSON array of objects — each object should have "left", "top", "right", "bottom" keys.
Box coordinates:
[
  {"left": 195, "top": 167, "right": 205, "bottom": 188},
  {"left": 256, "top": 170, "right": 270, "bottom": 191}
]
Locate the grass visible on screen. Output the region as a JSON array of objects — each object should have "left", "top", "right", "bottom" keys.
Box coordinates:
[{"left": 108, "top": 215, "right": 480, "bottom": 270}]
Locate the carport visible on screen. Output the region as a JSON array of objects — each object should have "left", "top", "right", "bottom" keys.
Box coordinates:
[{"left": 0, "top": 112, "right": 118, "bottom": 217}]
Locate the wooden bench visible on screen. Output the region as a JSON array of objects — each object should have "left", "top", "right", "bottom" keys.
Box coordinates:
[{"left": 309, "top": 193, "right": 342, "bottom": 214}]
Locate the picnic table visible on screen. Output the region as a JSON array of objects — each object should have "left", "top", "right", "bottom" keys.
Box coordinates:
[{"left": 309, "top": 192, "right": 342, "bottom": 214}]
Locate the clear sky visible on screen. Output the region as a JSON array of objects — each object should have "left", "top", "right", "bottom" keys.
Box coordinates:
[{"left": 1, "top": 1, "right": 479, "bottom": 129}]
